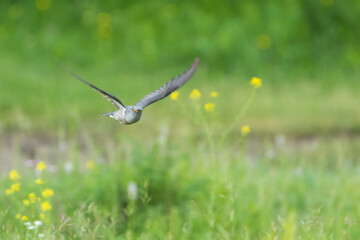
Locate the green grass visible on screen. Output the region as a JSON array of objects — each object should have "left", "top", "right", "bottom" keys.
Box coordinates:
[
  {"left": 0, "top": 53, "right": 359, "bottom": 136},
  {"left": 1, "top": 131, "right": 360, "bottom": 239},
  {"left": 1, "top": 1, "right": 360, "bottom": 238},
  {"left": 1, "top": 72, "right": 360, "bottom": 238},
  {"left": 1, "top": 32, "right": 359, "bottom": 240}
]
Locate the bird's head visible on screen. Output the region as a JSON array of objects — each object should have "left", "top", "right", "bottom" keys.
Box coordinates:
[
  {"left": 132, "top": 106, "right": 142, "bottom": 113},
  {"left": 124, "top": 106, "right": 143, "bottom": 124}
]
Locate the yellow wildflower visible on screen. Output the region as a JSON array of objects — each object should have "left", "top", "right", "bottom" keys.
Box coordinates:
[
  {"left": 86, "top": 160, "right": 95, "bottom": 170},
  {"left": 15, "top": 214, "right": 21, "bottom": 219},
  {"left": 97, "top": 13, "right": 113, "bottom": 39},
  {"left": 210, "top": 91, "right": 219, "bottom": 98},
  {"left": 9, "top": 170, "right": 20, "bottom": 181},
  {"left": 256, "top": 34, "right": 271, "bottom": 50},
  {"left": 35, "top": 0, "right": 51, "bottom": 11},
  {"left": 189, "top": 89, "right": 201, "bottom": 100},
  {"left": 204, "top": 102, "right": 215, "bottom": 112},
  {"left": 5, "top": 189, "right": 14, "bottom": 195},
  {"left": 98, "top": 25, "right": 113, "bottom": 39},
  {"left": 11, "top": 183, "right": 21, "bottom": 192},
  {"left": 35, "top": 179, "right": 45, "bottom": 184},
  {"left": 36, "top": 161, "right": 46, "bottom": 171},
  {"left": 241, "top": 125, "right": 251, "bottom": 136},
  {"left": 37, "top": 197, "right": 42, "bottom": 201},
  {"left": 320, "top": 0, "right": 333, "bottom": 6},
  {"left": 21, "top": 216, "right": 28, "bottom": 221},
  {"left": 97, "top": 12, "right": 111, "bottom": 27},
  {"left": 42, "top": 189, "right": 54, "bottom": 198},
  {"left": 249, "top": 77, "right": 262, "bottom": 88},
  {"left": 40, "top": 213, "right": 45, "bottom": 219},
  {"left": 29, "top": 193, "right": 37, "bottom": 203},
  {"left": 41, "top": 201, "right": 52, "bottom": 211},
  {"left": 23, "top": 199, "right": 30, "bottom": 206},
  {"left": 170, "top": 91, "right": 179, "bottom": 101}
]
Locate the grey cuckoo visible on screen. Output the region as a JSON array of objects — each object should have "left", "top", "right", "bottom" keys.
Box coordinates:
[{"left": 64, "top": 58, "right": 199, "bottom": 124}]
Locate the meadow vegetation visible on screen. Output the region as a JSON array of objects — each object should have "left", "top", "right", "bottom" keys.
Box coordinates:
[
  {"left": 2, "top": 78, "right": 359, "bottom": 239},
  {"left": 1, "top": 1, "right": 360, "bottom": 239}
]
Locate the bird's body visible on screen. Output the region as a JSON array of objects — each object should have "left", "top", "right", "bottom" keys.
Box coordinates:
[
  {"left": 104, "top": 106, "right": 142, "bottom": 125},
  {"left": 64, "top": 58, "right": 199, "bottom": 125}
]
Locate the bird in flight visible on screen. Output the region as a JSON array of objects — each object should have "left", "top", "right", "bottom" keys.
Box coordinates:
[{"left": 64, "top": 58, "right": 199, "bottom": 125}]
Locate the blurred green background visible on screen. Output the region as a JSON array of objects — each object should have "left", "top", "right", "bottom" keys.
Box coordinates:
[
  {"left": 1, "top": 0, "right": 359, "bottom": 135},
  {"left": 2, "top": 0, "right": 360, "bottom": 73},
  {"left": 1, "top": 1, "right": 360, "bottom": 239}
]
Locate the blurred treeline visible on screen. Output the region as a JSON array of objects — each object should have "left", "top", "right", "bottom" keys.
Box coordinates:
[{"left": 1, "top": 0, "right": 359, "bottom": 75}]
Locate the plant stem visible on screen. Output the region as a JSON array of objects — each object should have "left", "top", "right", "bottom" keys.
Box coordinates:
[{"left": 218, "top": 88, "right": 257, "bottom": 149}]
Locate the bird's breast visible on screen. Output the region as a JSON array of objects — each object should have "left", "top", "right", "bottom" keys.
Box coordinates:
[{"left": 124, "top": 111, "right": 142, "bottom": 124}]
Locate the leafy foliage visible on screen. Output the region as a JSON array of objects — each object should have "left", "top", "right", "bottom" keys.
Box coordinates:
[{"left": 1, "top": 1, "right": 359, "bottom": 74}]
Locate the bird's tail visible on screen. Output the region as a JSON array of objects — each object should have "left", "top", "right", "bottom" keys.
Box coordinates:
[{"left": 101, "top": 112, "right": 114, "bottom": 118}]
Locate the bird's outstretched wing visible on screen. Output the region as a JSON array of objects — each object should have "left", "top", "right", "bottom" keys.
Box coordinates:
[
  {"left": 135, "top": 58, "right": 199, "bottom": 109},
  {"left": 63, "top": 65, "right": 126, "bottom": 109}
]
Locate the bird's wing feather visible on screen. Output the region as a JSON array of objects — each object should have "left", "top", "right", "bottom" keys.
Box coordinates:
[
  {"left": 135, "top": 58, "right": 199, "bottom": 109},
  {"left": 63, "top": 65, "right": 126, "bottom": 109}
]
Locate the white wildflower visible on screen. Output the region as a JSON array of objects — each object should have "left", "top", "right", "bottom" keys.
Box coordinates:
[
  {"left": 34, "top": 220, "right": 42, "bottom": 226},
  {"left": 64, "top": 161, "right": 74, "bottom": 174},
  {"left": 275, "top": 134, "right": 286, "bottom": 147}
]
